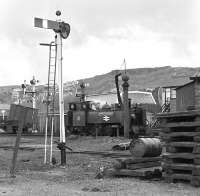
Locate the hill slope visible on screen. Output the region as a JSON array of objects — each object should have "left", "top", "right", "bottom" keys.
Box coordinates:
[
  {"left": 0, "top": 66, "right": 200, "bottom": 104},
  {"left": 82, "top": 66, "right": 200, "bottom": 94}
]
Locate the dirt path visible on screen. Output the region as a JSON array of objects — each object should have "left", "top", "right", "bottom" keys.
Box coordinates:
[
  {"left": 0, "top": 136, "right": 200, "bottom": 195},
  {"left": 0, "top": 173, "right": 200, "bottom": 196}
]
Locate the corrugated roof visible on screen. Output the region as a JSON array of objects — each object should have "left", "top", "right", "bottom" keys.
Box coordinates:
[
  {"left": 0, "top": 104, "right": 10, "bottom": 110},
  {"left": 128, "top": 91, "right": 156, "bottom": 104},
  {"left": 86, "top": 91, "right": 156, "bottom": 105},
  {"left": 190, "top": 72, "right": 200, "bottom": 78}
]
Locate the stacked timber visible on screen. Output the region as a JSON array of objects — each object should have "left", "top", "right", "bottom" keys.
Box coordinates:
[
  {"left": 105, "top": 138, "right": 162, "bottom": 179},
  {"left": 159, "top": 110, "right": 200, "bottom": 186}
]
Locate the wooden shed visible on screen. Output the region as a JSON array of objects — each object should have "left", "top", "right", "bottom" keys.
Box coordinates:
[{"left": 176, "top": 75, "right": 200, "bottom": 111}]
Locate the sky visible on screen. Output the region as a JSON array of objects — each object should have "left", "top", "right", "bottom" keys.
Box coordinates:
[{"left": 0, "top": 0, "right": 200, "bottom": 85}]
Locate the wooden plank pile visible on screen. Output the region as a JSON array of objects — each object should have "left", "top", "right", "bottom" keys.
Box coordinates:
[
  {"left": 104, "top": 138, "right": 162, "bottom": 179},
  {"left": 159, "top": 110, "right": 200, "bottom": 186},
  {"left": 105, "top": 156, "right": 162, "bottom": 179}
]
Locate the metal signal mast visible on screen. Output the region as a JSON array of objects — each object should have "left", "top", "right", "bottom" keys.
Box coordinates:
[{"left": 34, "top": 11, "right": 70, "bottom": 165}]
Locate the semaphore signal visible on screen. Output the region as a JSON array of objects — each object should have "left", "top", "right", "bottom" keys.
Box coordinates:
[{"left": 34, "top": 10, "right": 70, "bottom": 166}]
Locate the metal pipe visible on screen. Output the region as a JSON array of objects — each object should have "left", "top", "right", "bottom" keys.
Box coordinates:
[{"left": 122, "top": 74, "right": 130, "bottom": 138}]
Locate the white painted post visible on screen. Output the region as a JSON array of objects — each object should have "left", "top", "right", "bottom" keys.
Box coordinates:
[
  {"left": 57, "top": 33, "right": 65, "bottom": 144},
  {"left": 50, "top": 117, "right": 54, "bottom": 163},
  {"left": 56, "top": 30, "right": 66, "bottom": 165},
  {"left": 44, "top": 117, "right": 48, "bottom": 164}
]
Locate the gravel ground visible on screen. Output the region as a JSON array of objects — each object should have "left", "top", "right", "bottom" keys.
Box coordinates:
[{"left": 0, "top": 135, "right": 200, "bottom": 196}]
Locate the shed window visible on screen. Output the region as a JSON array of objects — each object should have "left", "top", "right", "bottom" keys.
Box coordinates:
[{"left": 171, "top": 89, "right": 176, "bottom": 99}]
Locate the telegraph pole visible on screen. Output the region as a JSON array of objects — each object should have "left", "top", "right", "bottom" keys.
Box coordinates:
[{"left": 34, "top": 11, "right": 70, "bottom": 165}]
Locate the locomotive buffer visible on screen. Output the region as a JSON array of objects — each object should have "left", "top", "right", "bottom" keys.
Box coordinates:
[{"left": 34, "top": 11, "right": 70, "bottom": 165}]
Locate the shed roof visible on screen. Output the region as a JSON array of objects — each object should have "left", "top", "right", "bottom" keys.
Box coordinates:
[
  {"left": 190, "top": 72, "right": 200, "bottom": 80},
  {"left": 86, "top": 91, "right": 156, "bottom": 105},
  {"left": 128, "top": 91, "right": 156, "bottom": 104},
  {"left": 176, "top": 81, "right": 194, "bottom": 90},
  {"left": 0, "top": 104, "right": 10, "bottom": 110}
]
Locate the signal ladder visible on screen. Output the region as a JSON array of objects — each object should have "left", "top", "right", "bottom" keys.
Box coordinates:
[{"left": 44, "top": 38, "right": 57, "bottom": 164}]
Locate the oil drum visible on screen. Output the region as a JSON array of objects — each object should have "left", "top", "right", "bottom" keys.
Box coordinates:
[{"left": 129, "top": 138, "right": 162, "bottom": 157}]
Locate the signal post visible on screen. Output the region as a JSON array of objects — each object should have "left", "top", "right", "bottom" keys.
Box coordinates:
[{"left": 34, "top": 11, "right": 70, "bottom": 165}]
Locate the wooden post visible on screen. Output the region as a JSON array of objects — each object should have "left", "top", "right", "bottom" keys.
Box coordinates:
[
  {"left": 10, "top": 107, "right": 27, "bottom": 177},
  {"left": 122, "top": 74, "right": 130, "bottom": 138},
  {"left": 50, "top": 117, "right": 54, "bottom": 163},
  {"left": 116, "top": 126, "right": 119, "bottom": 137},
  {"left": 95, "top": 127, "right": 99, "bottom": 139},
  {"left": 44, "top": 117, "right": 48, "bottom": 164}
]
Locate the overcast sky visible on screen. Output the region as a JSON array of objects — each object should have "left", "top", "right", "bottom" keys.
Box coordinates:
[{"left": 0, "top": 0, "right": 199, "bottom": 85}]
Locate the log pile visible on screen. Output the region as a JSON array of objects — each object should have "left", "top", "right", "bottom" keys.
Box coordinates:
[{"left": 159, "top": 110, "right": 200, "bottom": 187}]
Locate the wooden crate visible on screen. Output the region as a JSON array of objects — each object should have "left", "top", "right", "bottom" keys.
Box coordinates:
[
  {"left": 161, "top": 131, "right": 200, "bottom": 142},
  {"left": 158, "top": 110, "right": 200, "bottom": 125},
  {"left": 165, "top": 142, "right": 200, "bottom": 154},
  {"left": 158, "top": 110, "right": 200, "bottom": 186},
  {"left": 163, "top": 153, "right": 200, "bottom": 164},
  {"left": 163, "top": 173, "right": 200, "bottom": 187}
]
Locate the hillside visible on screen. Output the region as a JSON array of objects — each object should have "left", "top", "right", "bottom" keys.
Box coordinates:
[
  {"left": 0, "top": 66, "right": 200, "bottom": 104},
  {"left": 82, "top": 66, "right": 200, "bottom": 94}
]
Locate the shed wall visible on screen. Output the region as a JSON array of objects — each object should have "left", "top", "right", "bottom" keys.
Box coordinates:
[
  {"left": 176, "top": 82, "right": 195, "bottom": 111},
  {"left": 194, "top": 81, "right": 200, "bottom": 108}
]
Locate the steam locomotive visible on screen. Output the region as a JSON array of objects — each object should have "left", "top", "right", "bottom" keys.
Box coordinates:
[
  {"left": 65, "top": 100, "right": 147, "bottom": 136},
  {"left": 64, "top": 73, "right": 150, "bottom": 137}
]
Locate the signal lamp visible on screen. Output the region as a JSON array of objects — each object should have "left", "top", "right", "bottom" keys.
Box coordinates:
[
  {"left": 82, "top": 104, "right": 87, "bottom": 110},
  {"left": 69, "top": 103, "right": 76, "bottom": 110}
]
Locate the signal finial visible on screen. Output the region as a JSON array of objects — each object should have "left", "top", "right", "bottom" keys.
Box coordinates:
[{"left": 56, "top": 10, "right": 61, "bottom": 16}]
